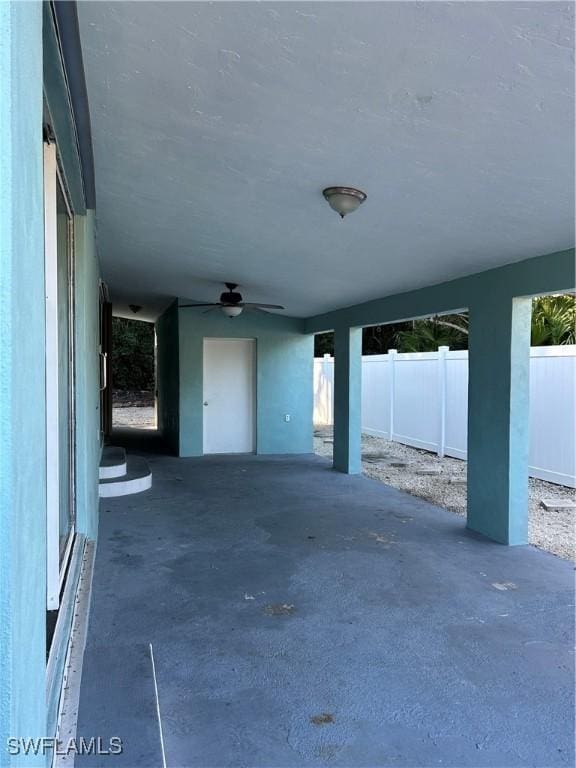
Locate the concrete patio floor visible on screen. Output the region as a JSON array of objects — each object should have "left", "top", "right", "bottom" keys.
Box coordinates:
[{"left": 77, "top": 453, "right": 574, "bottom": 767}]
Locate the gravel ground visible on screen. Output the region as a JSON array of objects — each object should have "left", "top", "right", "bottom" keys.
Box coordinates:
[
  {"left": 112, "top": 406, "right": 156, "bottom": 430},
  {"left": 314, "top": 426, "right": 575, "bottom": 561},
  {"left": 113, "top": 390, "right": 154, "bottom": 407}
]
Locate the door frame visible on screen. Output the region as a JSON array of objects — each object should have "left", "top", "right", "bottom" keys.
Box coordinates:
[{"left": 202, "top": 337, "right": 256, "bottom": 455}]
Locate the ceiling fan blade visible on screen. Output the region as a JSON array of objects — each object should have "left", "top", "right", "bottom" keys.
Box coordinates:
[
  {"left": 202, "top": 306, "right": 220, "bottom": 314},
  {"left": 242, "top": 302, "right": 285, "bottom": 310},
  {"left": 179, "top": 303, "right": 221, "bottom": 309},
  {"left": 248, "top": 307, "right": 274, "bottom": 315}
]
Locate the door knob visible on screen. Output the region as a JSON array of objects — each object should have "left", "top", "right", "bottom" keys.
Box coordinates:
[{"left": 203, "top": 401, "right": 208, "bottom": 406}]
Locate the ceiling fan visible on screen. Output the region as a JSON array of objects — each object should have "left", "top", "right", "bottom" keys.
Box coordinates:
[{"left": 179, "top": 283, "right": 285, "bottom": 318}]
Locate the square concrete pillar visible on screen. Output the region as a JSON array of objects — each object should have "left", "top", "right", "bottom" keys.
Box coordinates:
[
  {"left": 467, "top": 297, "right": 532, "bottom": 544},
  {"left": 333, "top": 326, "right": 362, "bottom": 474}
]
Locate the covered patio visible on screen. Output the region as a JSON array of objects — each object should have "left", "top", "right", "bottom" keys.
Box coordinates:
[
  {"left": 1, "top": 2, "right": 574, "bottom": 764},
  {"left": 77, "top": 452, "right": 573, "bottom": 767}
]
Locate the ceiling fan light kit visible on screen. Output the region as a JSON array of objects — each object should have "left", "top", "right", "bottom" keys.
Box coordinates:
[
  {"left": 179, "top": 282, "right": 285, "bottom": 319},
  {"left": 221, "top": 305, "right": 243, "bottom": 317},
  {"left": 322, "top": 186, "right": 367, "bottom": 218}
]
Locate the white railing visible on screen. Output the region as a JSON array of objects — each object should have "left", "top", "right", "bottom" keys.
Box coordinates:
[{"left": 313, "top": 346, "right": 576, "bottom": 488}]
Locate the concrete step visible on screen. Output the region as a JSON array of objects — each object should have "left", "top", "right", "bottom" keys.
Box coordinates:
[
  {"left": 99, "top": 446, "right": 127, "bottom": 480},
  {"left": 99, "top": 456, "right": 152, "bottom": 498}
]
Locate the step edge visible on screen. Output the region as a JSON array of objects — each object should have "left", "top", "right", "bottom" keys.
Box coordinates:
[
  {"left": 98, "top": 462, "right": 128, "bottom": 480},
  {"left": 98, "top": 472, "right": 152, "bottom": 498}
]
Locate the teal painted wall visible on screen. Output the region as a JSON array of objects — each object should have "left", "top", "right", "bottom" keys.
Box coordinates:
[
  {"left": 74, "top": 212, "right": 101, "bottom": 540},
  {"left": 156, "top": 301, "right": 180, "bottom": 454},
  {"left": 0, "top": 4, "right": 102, "bottom": 761},
  {"left": 177, "top": 306, "right": 313, "bottom": 457},
  {"left": 0, "top": 2, "right": 46, "bottom": 763}
]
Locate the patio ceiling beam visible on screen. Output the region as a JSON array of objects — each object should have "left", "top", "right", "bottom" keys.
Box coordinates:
[{"left": 304, "top": 249, "right": 575, "bottom": 333}]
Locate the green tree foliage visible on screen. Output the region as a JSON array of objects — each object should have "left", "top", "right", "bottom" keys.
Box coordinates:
[
  {"left": 111, "top": 317, "right": 155, "bottom": 391},
  {"left": 363, "top": 324, "right": 399, "bottom": 355},
  {"left": 531, "top": 295, "right": 575, "bottom": 346},
  {"left": 313, "top": 316, "right": 468, "bottom": 356},
  {"left": 314, "top": 332, "right": 335, "bottom": 357},
  {"left": 395, "top": 314, "right": 468, "bottom": 352}
]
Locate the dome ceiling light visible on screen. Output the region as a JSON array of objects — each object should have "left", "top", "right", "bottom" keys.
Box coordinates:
[{"left": 322, "top": 187, "right": 367, "bottom": 219}]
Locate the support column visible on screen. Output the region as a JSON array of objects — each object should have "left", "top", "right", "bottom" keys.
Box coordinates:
[
  {"left": 467, "top": 296, "right": 532, "bottom": 544},
  {"left": 333, "top": 326, "right": 362, "bottom": 473}
]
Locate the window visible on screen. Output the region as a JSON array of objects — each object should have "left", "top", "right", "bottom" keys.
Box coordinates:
[{"left": 44, "top": 138, "right": 76, "bottom": 623}]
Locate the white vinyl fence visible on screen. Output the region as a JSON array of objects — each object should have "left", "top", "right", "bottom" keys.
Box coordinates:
[{"left": 314, "top": 346, "right": 576, "bottom": 488}]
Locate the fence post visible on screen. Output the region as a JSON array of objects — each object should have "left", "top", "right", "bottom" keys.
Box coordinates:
[
  {"left": 437, "top": 346, "right": 449, "bottom": 457},
  {"left": 325, "top": 354, "right": 334, "bottom": 426},
  {"left": 388, "top": 349, "right": 397, "bottom": 442}
]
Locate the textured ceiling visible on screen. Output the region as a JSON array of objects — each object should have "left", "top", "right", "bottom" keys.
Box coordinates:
[{"left": 78, "top": 1, "right": 574, "bottom": 320}]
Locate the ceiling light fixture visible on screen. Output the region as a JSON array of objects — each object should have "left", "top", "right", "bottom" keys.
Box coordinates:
[
  {"left": 179, "top": 283, "right": 284, "bottom": 318},
  {"left": 322, "top": 186, "right": 367, "bottom": 219},
  {"left": 221, "top": 305, "right": 243, "bottom": 318}
]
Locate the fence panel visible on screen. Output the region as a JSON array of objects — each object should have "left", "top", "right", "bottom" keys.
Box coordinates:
[
  {"left": 361, "top": 355, "right": 390, "bottom": 438},
  {"left": 313, "top": 345, "right": 576, "bottom": 487},
  {"left": 393, "top": 353, "right": 440, "bottom": 452},
  {"left": 313, "top": 355, "right": 334, "bottom": 426},
  {"left": 444, "top": 351, "right": 468, "bottom": 459},
  {"left": 528, "top": 347, "right": 575, "bottom": 486}
]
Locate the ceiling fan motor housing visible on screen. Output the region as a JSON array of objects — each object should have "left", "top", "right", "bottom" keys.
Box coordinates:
[{"left": 220, "top": 289, "right": 242, "bottom": 304}]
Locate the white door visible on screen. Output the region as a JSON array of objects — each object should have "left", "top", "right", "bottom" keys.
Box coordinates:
[{"left": 203, "top": 338, "right": 256, "bottom": 454}]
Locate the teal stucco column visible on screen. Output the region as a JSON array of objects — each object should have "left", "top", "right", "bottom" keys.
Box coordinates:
[
  {"left": 333, "top": 326, "right": 362, "bottom": 474},
  {"left": 467, "top": 297, "right": 532, "bottom": 545}
]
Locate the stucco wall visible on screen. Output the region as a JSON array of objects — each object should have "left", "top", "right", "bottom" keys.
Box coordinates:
[
  {"left": 0, "top": 4, "right": 102, "bottom": 758},
  {"left": 0, "top": 2, "right": 46, "bottom": 761},
  {"left": 156, "top": 301, "right": 180, "bottom": 454},
  {"left": 177, "top": 306, "right": 313, "bottom": 457}
]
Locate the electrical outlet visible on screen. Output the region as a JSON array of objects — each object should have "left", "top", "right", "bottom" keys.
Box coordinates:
[{"left": 284, "top": 414, "right": 291, "bottom": 423}]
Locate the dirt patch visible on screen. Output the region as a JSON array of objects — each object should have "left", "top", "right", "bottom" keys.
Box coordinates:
[{"left": 311, "top": 713, "right": 334, "bottom": 726}]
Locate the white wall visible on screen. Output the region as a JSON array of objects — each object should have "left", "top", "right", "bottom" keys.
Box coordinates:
[{"left": 314, "top": 346, "right": 576, "bottom": 488}]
